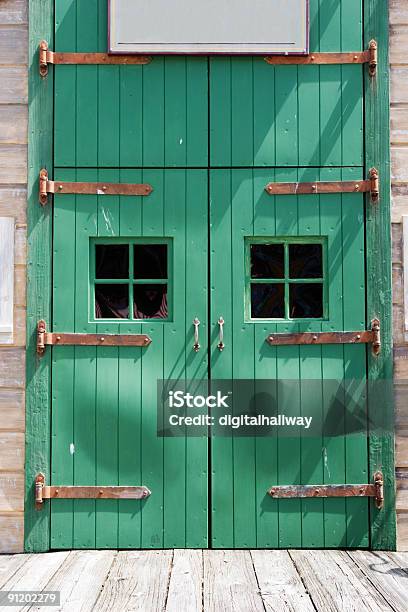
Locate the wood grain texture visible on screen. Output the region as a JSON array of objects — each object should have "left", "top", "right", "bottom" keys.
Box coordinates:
[
  {"left": 0, "top": 348, "right": 24, "bottom": 387},
  {"left": 0, "top": 188, "right": 27, "bottom": 222},
  {"left": 166, "top": 550, "right": 203, "bottom": 612},
  {"left": 0, "top": 68, "right": 27, "bottom": 104},
  {"left": 251, "top": 550, "right": 315, "bottom": 612},
  {"left": 365, "top": 0, "right": 397, "bottom": 550},
  {"left": 290, "top": 550, "right": 392, "bottom": 611},
  {"left": 203, "top": 550, "right": 265, "bottom": 612},
  {"left": 30, "top": 550, "right": 115, "bottom": 612},
  {"left": 0, "top": 26, "right": 27, "bottom": 64},
  {"left": 0, "top": 105, "right": 27, "bottom": 144},
  {"left": 0, "top": 472, "right": 24, "bottom": 512},
  {"left": 95, "top": 551, "right": 172, "bottom": 611},
  {"left": 0, "top": 388, "right": 25, "bottom": 432},
  {"left": 0, "top": 553, "right": 30, "bottom": 587},
  {"left": 350, "top": 550, "right": 408, "bottom": 612},
  {"left": 0, "top": 1, "right": 27, "bottom": 25},
  {"left": 0, "top": 514, "right": 24, "bottom": 554},
  {"left": 24, "top": 0, "right": 54, "bottom": 553},
  {"left": 0, "top": 146, "right": 27, "bottom": 183},
  {"left": 0, "top": 432, "right": 24, "bottom": 471}
]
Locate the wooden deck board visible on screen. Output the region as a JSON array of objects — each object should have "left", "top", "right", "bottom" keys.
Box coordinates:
[
  {"left": 94, "top": 550, "right": 172, "bottom": 612},
  {"left": 166, "top": 550, "right": 203, "bottom": 612},
  {"left": 30, "top": 550, "right": 116, "bottom": 612},
  {"left": 348, "top": 551, "right": 408, "bottom": 612},
  {"left": 251, "top": 550, "right": 315, "bottom": 612},
  {"left": 203, "top": 550, "right": 265, "bottom": 612},
  {"left": 0, "top": 550, "right": 406, "bottom": 611},
  {"left": 290, "top": 550, "right": 394, "bottom": 612}
]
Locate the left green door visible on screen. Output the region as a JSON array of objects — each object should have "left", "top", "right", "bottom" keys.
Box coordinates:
[{"left": 51, "top": 169, "right": 208, "bottom": 548}]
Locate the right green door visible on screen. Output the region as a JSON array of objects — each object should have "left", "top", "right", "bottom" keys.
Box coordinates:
[{"left": 210, "top": 167, "right": 370, "bottom": 548}]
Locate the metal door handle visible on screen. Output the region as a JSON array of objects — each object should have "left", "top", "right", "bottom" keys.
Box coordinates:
[
  {"left": 193, "top": 318, "right": 201, "bottom": 352},
  {"left": 217, "top": 317, "right": 225, "bottom": 351}
]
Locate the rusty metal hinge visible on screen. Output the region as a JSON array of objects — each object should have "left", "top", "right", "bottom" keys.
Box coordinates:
[
  {"left": 266, "top": 318, "right": 381, "bottom": 356},
  {"left": 264, "top": 39, "right": 377, "bottom": 77},
  {"left": 37, "top": 320, "right": 152, "bottom": 355},
  {"left": 35, "top": 473, "right": 151, "bottom": 510},
  {"left": 268, "top": 471, "right": 384, "bottom": 509},
  {"left": 39, "top": 169, "right": 153, "bottom": 206},
  {"left": 265, "top": 168, "right": 379, "bottom": 203},
  {"left": 39, "top": 40, "right": 152, "bottom": 77}
]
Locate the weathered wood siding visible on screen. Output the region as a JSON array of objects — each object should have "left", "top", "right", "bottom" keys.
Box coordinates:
[
  {"left": 391, "top": 0, "right": 408, "bottom": 551},
  {"left": 0, "top": 0, "right": 27, "bottom": 553}
]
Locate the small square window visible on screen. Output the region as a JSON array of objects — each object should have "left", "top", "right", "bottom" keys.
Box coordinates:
[
  {"left": 95, "top": 284, "right": 129, "bottom": 319},
  {"left": 134, "top": 244, "right": 168, "bottom": 279},
  {"left": 246, "top": 239, "right": 326, "bottom": 321},
  {"left": 289, "top": 244, "right": 323, "bottom": 279},
  {"left": 289, "top": 283, "right": 323, "bottom": 318},
  {"left": 134, "top": 283, "right": 168, "bottom": 319},
  {"left": 250, "top": 244, "right": 284, "bottom": 279},
  {"left": 251, "top": 283, "right": 285, "bottom": 318},
  {"left": 95, "top": 244, "right": 129, "bottom": 279}
]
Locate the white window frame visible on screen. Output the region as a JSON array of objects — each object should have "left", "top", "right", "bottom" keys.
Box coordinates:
[{"left": 0, "top": 217, "right": 15, "bottom": 345}]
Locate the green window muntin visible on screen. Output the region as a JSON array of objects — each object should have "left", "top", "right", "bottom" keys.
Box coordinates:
[
  {"left": 245, "top": 237, "right": 328, "bottom": 322},
  {"left": 89, "top": 237, "right": 173, "bottom": 322}
]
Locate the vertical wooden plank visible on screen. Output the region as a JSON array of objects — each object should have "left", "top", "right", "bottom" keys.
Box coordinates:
[
  {"left": 25, "top": 0, "right": 54, "bottom": 553},
  {"left": 274, "top": 168, "right": 302, "bottom": 548},
  {"left": 297, "top": 167, "right": 325, "bottom": 548},
  {"left": 54, "top": 0, "right": 76, "bottom": 166},
  {"left": 164, "top": 59, "right": 187, "bottom": 167},
  {"left": 95, "top": 169, "right": 120, "bottom": 548},
  {"left": 163, "top": 169, "right": 187, "bottom": 546},
  {"left": 365, "top": 0, "right": 396, "bottom": 550},
  {"left": 210, "top": 170, "right": 234, "bottom": 548},
  {"left": 275, "top": 68, "right": 298, "bottom": 166},
  {"left": 186, "top": 58, "right": 208, "bottom": 167},
  {"left": 341, "top": 167, "right": 369, "bottom": 548},
  {"left": 253, "top": 61, "right": 276, "bottom": 167},
  {"left": 253, "top": 168, "right": 279, "bottom": 548},
  {"left": 231, "top": 59, "right": 254, "bottom": 166},
  {"left": 76, "top": 1, "right": 98, "bottom": 167},
  {"left": 231, "top": 169, "right": 256, "bottom": 548},
  {"left": 140, "top": 169, "right": 165, "bottom": 548},
  {"left": 143, "top": 59, "right": 165, "bottom": 167},
  {"left": 209, "top": 59, "right": 231, "bottom": 167},
  {"left": 51, "top": 169, "right": 76, "bottom": 549},
  {"left": 72, "top": 170, "right": 98, "bottom": 548},
  {"left": 320, "top": 168, "right": 346, "bottom": 547},
  {"left": 319, "top": 0, "right": 342, "bottom": 166},
  {"left": 119, "top": 68, "right": 143, "bottom": 167},
  {"left": 185, "top": 170, "right": 208, "bottom": 548},
  {"left": 117, "top": 170, "right": 143, "bottom": 549}
]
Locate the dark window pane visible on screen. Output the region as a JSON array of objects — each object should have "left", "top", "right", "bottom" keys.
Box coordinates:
[
  {"left": 95, "top": 245, "right": 129, "bottom": 279},
  {"left": 134, "top": 244, "right": 168, "bottom": 279},
  {"left": 250, "top": 244, "right": 284, "bottom": 279},
  {"left": 289, "top": 244, "right": 323, "bottom": 279},
  {"left": 134, "top": 284, "right": 168, "bottom": 319},
  {"left": 95, "top": 284, "right": 129, "bottom": 319},
  {"left": 289, "top": 284, "right": 323, "bottom": 318},
  {"left": 251, "top": 283, "right": 285, "bottom": 318}
]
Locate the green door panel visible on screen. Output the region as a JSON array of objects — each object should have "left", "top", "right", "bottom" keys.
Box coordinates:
[
  {"left": 51, "top": 169, "right": 208, "bottom": 549},
  {"left": 210, "top": 0, "right": 363, "bottom": 167},
  {"left": 54, "top": 1, "right": 208, "bottom": 168},
  {"left": 210, "top": 168, "right": 369, "bottom": 549}
]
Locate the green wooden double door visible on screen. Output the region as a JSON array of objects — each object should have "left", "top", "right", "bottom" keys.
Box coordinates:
[{"left": 51, "top": 0, "right": 371, "bottom": 549}]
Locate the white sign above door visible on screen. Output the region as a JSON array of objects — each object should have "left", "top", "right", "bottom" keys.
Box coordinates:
[{"left": 109, "top": 0, "right": 309, "bottom": 55}]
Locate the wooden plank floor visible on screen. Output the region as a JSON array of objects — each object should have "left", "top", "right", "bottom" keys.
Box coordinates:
[{"left": 0, "top": 550, "right": 407, "bottom": 611}]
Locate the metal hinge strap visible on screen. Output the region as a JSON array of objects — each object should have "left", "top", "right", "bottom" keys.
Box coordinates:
[
  {"left": 266, "top": 319, "right": 381, "bottom": 356},
  {"left": 37, "top": 320, "right": 152, "bottom": 355},
  {"left": 265, "top": 168, "right": 379, "bottom": 203},
  {"left": 35, "top": 474, "right": 151, "bottom": 510},
  {"left": 268, "top": 472, "right": 384, "bottom": 509},
  {"left": 264, "top": 40, "right": 378, "bottom": 77},
  {"left": 39, "top": 169, "right": 153, "bottom": 206},
  {"left": 39, "top": 41, "right": 152, "bottom": 77}
]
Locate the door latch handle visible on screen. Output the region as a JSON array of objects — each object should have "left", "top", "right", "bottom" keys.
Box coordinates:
[
  {"left": 217, "top": 317, "right": 225, "bottom": 351},
  {"left": 193, "top": 318, "right": 201, "bottom": 352}
]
